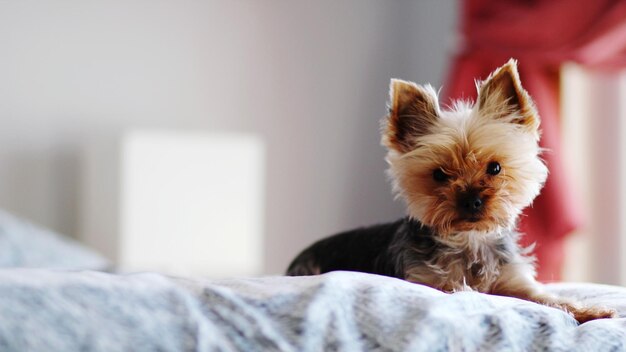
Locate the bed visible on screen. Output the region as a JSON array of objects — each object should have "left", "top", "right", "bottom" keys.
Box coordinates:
[{"left": 1, "top": 211, "right": 625, "bottom": 351}]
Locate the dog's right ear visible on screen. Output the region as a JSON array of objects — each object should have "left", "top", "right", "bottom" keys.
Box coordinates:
[{"left": 383, "top": 79, "right": 440, "bottom": 154}]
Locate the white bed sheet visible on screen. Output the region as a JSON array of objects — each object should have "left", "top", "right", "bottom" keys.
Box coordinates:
[{"left": 0, "top": 269, "right": 624, "bottom": 351}]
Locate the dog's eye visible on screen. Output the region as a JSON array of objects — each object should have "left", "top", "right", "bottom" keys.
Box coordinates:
[
  {"left": 487, "top": 162, "right": 501, "bottom": 175},
  {"left": 433, "top": 168, "right": 449, "bottom": 182}
]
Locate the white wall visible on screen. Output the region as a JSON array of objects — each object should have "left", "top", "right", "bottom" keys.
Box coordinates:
[{"left": 0, "top": 0, "right": 457, "bottom": 275}]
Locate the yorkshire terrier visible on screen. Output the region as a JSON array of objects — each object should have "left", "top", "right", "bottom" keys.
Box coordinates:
[{"left": 287, "top": 59, "right": 616, "bottom": 323}]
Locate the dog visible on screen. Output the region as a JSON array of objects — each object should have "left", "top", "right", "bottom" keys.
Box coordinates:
[{"left": 287, "top": 59, "right": 616, "bottom": 323}]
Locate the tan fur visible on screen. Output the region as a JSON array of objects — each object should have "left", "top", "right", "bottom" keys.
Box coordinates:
[
  {"left": 385, "top": 62, "right": 547, "bottom": 237},
  {"left": 383, "top": 59, "right": 616, "bottom": 323}
]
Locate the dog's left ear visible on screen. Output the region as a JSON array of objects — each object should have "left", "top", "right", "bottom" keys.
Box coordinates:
[{"left": 477, "top": 59, "right": 540, "bottom": 133}]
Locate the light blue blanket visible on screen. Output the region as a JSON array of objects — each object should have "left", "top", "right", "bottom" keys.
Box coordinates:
[{"left": 0, "top": 269, "right": 624, "bottom": 351}]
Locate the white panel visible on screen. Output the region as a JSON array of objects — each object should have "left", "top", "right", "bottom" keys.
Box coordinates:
[
  {"left": 560, "top": 63, "right": 592, "bottom": 282},
  {"left": 119, "top": 131, "right": 264, "bottom": 277},
  {"left": 561, "top": 64, "right": 626, "bottom": 285},
  {"left": 585, "top": 71, "right": 623, "bottom": 285}
]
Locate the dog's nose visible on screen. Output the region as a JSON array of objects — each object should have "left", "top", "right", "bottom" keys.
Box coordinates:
[{"left": 458, "top": 190, "right": 483, "bottom": 214}]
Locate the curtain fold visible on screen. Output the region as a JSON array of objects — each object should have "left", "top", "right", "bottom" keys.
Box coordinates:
[{"left": 445, "top": 0, "right": 626, "bottom": 281}]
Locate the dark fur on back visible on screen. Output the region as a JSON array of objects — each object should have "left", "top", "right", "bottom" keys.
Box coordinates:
[
  {"left": 286, "top": 217, "right": 520, "bottom": 292},
  {"left": 286, "top": 218, "right": 412, "bottom": 278}
]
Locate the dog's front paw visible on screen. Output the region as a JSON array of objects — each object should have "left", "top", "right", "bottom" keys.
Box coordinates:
[{"left": 565, "top": 304, "right": 617, "bottom": 324}]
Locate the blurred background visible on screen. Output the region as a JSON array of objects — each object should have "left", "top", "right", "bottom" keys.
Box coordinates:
[{"left": 0, "top": 0, "right": 624, "bottom": 284}]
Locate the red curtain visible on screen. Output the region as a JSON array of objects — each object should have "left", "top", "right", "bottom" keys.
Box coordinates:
[{"left": 444, "top": 0, "right": 626, "bottom": 281}]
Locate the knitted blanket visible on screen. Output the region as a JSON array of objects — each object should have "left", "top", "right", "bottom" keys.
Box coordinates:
[{"left": 0, "top": 269, "right": 624, "bottom": 351}]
